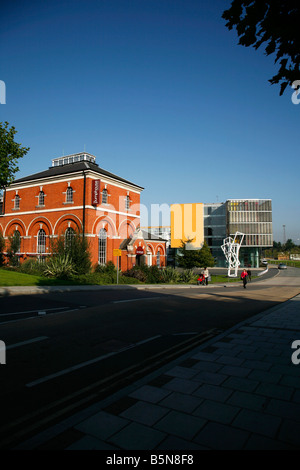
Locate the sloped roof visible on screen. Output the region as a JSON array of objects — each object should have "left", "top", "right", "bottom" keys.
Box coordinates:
[
  {"left": 12, "top": 161, "right": 144, "bottom": 190},
  {"left": 142, "top": 230, "right": 167, "bottom": 242},
  {"left": 119, "top": 230, "right": 167, "bottom": 250}
]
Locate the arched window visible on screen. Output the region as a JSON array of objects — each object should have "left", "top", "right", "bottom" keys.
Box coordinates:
[
  {"left": 13, "top": 230, "right": 21, "bottom": 253},
  {"left": 37, "top": 229, "right": 46, "bottom": 254},
  {"left": 156, "top": 249, "right": 161, "bottom": 267},
  {"left": 38, "top": 191, "right": 45, "bottom": 206},
  {"left": 102, "top": 189, "right": 108, "bottom": 204},
  {"left": 66, "top": 187, "right": 73, "bottom": 203},
  {"left": 14, "top": 194, "right": 20, "bottom": 210},
  {"left": 98, "top": 228, "right": 107, "bottom": 265},
  {"left": 65, "top": 227, "right": 75, "bottom": 248}
]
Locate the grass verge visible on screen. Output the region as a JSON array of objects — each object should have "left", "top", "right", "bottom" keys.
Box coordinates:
[{"left": 0, "top": 268, "right": 247, "bottom": 287}]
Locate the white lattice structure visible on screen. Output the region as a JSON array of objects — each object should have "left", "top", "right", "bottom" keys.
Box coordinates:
[{"left": 221, "top": 231, "right": 245, "bottom": 277}]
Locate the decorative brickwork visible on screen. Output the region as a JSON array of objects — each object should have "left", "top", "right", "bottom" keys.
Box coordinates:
[{"left": 0, "top": 153, "right": 166, "bottom": 269}]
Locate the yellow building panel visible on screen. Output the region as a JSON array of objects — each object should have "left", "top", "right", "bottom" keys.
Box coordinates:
[{"left": 170, "top": 203, "right": 204, "bottom": 249}]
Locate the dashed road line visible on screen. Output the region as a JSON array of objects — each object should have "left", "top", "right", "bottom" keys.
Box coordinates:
[
  {"left": 112, "top": 297, "right": 162, "bottom": 304},
  {"left": 6, "top": 337, "right": 48, "bottom": 350},
  {"left": 25, "top": 335, "right": 162, "bottom": 388}
]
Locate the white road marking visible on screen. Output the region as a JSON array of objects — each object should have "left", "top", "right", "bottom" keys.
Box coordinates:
[
  {"left": 172, "top": 332, "right": 198, "bottom": 336},
  {"left": 0, "top": 307, "right": 69, "bottom": 317},
  {"left": 26, "top": 335, "right": 162, "bottom": 388},
  {"left": 6, "top": 336, "right": 48, "bottom": 350},
  {"left": 135, "top": 335, "right": 161, "bottom": 345},
  {"left": 113, "top": 297, "right": 161, "bottom": 304}
]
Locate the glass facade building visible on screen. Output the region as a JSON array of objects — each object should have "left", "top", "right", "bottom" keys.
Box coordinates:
[
  {"left": 204, "top": 203, "right": 227, "bottom": 266},
  {"left": 203, "top": 199, "right": 273, "bottom": 267},
  {"left": 226, "top": 199, "right": 273, "bottom": 268},
  {"left": 145, "top": 199, "right": 273, "bottom": 268}
]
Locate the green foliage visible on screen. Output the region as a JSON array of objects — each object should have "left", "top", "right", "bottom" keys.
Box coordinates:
[
  {"left": 179, "top": 269, "right": 197, "bottom": 284},
  {"left": 0, "top": 121, "right": 30, "bottom": 189},
  {"left": 265, "top": 239, "right": 300, "bottom": 259},
  {"left": 161, "top": 266, "right": 181, "bottom": 283},
  {"left": 146, "top": 265, "right": 164, "bottom": 283},
  {"left": 176, "top": 238, "right": 202, "bottom": 269},
  {"left": 50, "top": 231, "right": 92, "bottom": 274},
  {"left": 122, "top": 265, "right": 163, "bottom": 283},
  {"left": 43, "top": 253, "right": 76, "bottom": 279},
  {"left": 0, "top": 233, "right": 5, "bottom": 266},
  {"left": 94, "top": 261, "right": 117, "bottom": 274},
  {"left": 93, "top": 261, "right": 118, "bottom": 282},
  {"left": 122, "top": 266, "right": 147, "bottom": 282},
  {"left": 222, "top": 1, "right": 300, "bottom": 95},
  {"left": 198, "top": 241, "right": 215, "bottom": 267},
  {"left": 7, "top": 231, "right": 21, "bottom": 266},
  {"left": 176, "top": 239, "right": 215, "bottom": 269},
  {"left": 73, "top": 271, "right": 141, "bottom": 285},
  {"left": 19, "top": 259, "right": 46, "bottom": 275}
]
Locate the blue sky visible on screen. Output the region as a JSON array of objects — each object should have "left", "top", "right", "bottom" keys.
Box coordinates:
[{"left": 1, "top": 0, "right": 299, "bottom": 243}]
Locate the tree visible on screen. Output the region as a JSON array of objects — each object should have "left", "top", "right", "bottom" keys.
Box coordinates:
[
  {"left": 176, "top": 239, "right": 215, "bottom": 269},
  {"left": 222, "top": 1, "right": 300, "bottom": 95},
  {"left": 283, "top": 238, "right": 295, "bottom": 252},
  {"left": 7, "top": 231, "right": 21, "bottom": 266},
  {"left": 198, "top": 241, "right": 215, "bottom": 267},
  {"left": 273, "top": 240, "right": 282, "bottom": 251},
  {"left": 0, "top": 233, "right": 5, "bottom": 266},
  {"left": 50, "top": 230, "right": 92, "bottom": 275},
  {"left": 0, "top": 121, "right": 30, "bottom": 189}
]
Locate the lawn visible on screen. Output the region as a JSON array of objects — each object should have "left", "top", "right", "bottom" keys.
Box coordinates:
[
  {"left": 0, "top": 268, "right": 76, "bottom": 286},
  {"left": 211, "top": 274, "right": 242, "bottom": 284},
  {"left": 0, "top": 268, "right": 244, "bottom": 287}
]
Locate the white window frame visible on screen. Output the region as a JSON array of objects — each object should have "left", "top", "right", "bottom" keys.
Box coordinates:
[
  {"left": 37, "top": 229, "right": 46, "bottom": 254},
  {"left": 66, "top": 187, "right": 73, "bottom": 203},
  {"left": 98, "top": 228, "right": 107, "bottom": 265},
  {"left": 38, "top": 191, "right": 45, "bottom": 206},
  {"left": 14, "top": 194, "right": 20, "bottom": 210}
]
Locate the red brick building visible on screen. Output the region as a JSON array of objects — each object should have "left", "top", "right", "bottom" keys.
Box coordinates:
[{"left": 0, "top": 153, "right": 166, "bottom": 270}]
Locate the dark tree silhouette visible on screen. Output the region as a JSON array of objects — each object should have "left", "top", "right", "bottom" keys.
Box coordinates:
[{"left": 222, "top": 1, "right": 300, "bottom": 95}]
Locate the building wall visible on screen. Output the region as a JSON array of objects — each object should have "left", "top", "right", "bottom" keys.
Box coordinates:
[
  {"left": 0, "top": 168, "right": 166, "bottom": 269},
  {"left": 226, "top": 199, "right": 273, "bottom": 247}
]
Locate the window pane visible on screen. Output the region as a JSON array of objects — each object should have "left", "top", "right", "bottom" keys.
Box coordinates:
[
  {"left": 66, "top": 187, "right": 73, "bottom": 203},
  {"left": 37, "top": 229, "right": 46, "bottom": 253},
  {"left": 39, "top": 191, "right": 44, "bottom": 205},
  {"left": 98, "top": 228, "right": 107, "bottom": 265}
]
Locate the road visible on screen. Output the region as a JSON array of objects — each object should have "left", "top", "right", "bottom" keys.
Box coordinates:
[{"left": 0, "top": 266, "right": 299, "bottom": 448}]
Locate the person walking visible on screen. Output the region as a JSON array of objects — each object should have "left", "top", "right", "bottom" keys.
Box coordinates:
[
  {"left": 203, "top": 267, "right": 209, "bottom": 286},
  {"left": 247, "top": 267, "right": 252, "bottom": 282},
  {"left": 241, "top": 268, "right": 248, "bottom": 289}
]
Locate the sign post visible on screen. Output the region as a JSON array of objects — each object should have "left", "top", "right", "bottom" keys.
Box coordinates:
[{"left": 113, "top": 249, "right": 122, "bottom": 284}]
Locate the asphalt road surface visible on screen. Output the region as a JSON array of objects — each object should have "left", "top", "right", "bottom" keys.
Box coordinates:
[{"left": 0, "top": 266, "right": 299, "bottom": 448}]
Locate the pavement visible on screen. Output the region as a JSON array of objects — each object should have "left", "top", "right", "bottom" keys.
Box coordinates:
[{"left": 13, "top": 280, "right": 300, "bottom": 450}]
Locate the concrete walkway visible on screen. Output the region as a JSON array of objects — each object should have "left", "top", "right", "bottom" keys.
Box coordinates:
[{"left": 16, "top": 290, "right": 300, "bottom": 450}]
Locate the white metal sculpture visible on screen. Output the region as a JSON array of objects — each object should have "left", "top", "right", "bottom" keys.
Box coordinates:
[{"left": 221, "top": 231, "right": 245, "bottom": 277}]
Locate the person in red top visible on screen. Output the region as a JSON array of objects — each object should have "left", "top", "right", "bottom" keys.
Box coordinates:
[{"left": 241, "top": 269, "right": 248, "bottom": 289}]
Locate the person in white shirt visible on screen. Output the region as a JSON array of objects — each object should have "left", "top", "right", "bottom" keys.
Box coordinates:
[{"left": 203, "top": 267, "right": 209, "bottom": 285}]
